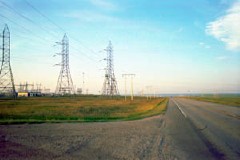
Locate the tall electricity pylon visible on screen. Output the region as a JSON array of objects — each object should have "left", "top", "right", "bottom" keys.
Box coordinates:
[
  {"left": 0, "top": 24, "right": 16, "bottom": 98},
  {"left": 102, "top": 41, "right": 119, "bottom": 96},
  {"left": 55, "top": 34, "right": 74, "bottom": 95}
]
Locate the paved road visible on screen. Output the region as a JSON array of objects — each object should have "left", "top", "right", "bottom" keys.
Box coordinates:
[
  {"left": 171, "top": 98, "right": 240, "bottom": 160},
  {"left": 0, "top": 98, "right": 239, "bottom": 160}
]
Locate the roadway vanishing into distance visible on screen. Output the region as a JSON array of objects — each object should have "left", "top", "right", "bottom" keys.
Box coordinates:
[
  {"left": 166, "top": 98, "right": 240, "bottom": 160},
  {"left": 0, "top": 98, "right": 240, "bottom": 160}
]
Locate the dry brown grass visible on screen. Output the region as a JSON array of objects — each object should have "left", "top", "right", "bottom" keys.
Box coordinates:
[
  {"left": 0, "top": 96, "right": 168, "bottom": 123},
  {"left": 182, "top": 95, "right": 240, "bottom": 107}
]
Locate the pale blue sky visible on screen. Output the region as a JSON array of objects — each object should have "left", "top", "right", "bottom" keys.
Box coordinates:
[{"left": 0, "top": 0, "right": 240, "bottom": 94}]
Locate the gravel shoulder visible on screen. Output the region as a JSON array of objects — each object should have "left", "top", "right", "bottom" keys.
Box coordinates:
[{"left": 0, "top": 115, "right": 169, "bottom": 160}]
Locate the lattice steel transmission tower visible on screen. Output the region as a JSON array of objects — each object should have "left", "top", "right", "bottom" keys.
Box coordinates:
[
  {"left": 55, "top": 34, "right": 74, "bottom": 95},
  {"left": 102, "top": 41, "right": 119, "bottom": 96},
  {"left": 0, "top": 24, "right": 16, "bottom": 98}
]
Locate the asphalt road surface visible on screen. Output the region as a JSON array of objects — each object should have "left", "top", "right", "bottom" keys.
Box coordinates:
[
  {"left": 0, "top": 98, "right": 239, "bottom": 160},
  {"left": 170, "top": 98, "right": 240, "bottom": 160}
]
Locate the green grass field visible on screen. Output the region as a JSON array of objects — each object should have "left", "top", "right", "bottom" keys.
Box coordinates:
[
  {"left": 0, "top": 96, "right": 168, "bottom": 124},
  {"left": 185, "top": 94, "right": 240, "bottom": 107}
]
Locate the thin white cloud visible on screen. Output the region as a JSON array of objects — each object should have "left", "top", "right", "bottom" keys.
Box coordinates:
[
  {"left": 90, "top": 0, "right": 117, "bottom": 10},
  {"left": 206, "top": 1, "right": 240, "bottom": 51}
]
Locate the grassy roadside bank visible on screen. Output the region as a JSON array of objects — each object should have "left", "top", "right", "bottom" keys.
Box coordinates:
[
  {"left": 0, "top": 96, "right": 168, "bottom": 124},
  {"left": 183, "top": 95, "right": 240, "bottom": 107}
]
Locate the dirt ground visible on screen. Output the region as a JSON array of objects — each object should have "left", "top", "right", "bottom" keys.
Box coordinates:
[{"left": 0, "top": 115, "right": 174, "bottom": 160}]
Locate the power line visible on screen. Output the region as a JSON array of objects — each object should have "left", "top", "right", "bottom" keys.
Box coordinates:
[
  {"left": 1, "top": 9, "right": 97, "bottom": 63},
  {"left": 23, "top": 0, "right": 101, "bottom": 59},
  {"left": 23, "top": 0, "right": 66, "bottom": 33},
  {"left": 70, "top": 35, "right": 101, "bottom": 58},
  {"left": 70, "top": 45, "right": 98, "bottom": 62},
  {"left": 1, "top": 0, "right": 103, "bottom": 64},
  {"left": 0, "top": 14, "right": 50, "bottom": 45},
  {"left": 0, "top": 1, "right": 59, "bottom": 39}
]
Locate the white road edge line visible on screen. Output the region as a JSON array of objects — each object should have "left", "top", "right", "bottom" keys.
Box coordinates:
[{"left": 172, "top": 99, "right": 187, "bottom": 118}]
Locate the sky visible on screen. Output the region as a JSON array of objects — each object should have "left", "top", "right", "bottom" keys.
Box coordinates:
[{"left": 0, "top": 0, "right": 240, "bottom": 94}]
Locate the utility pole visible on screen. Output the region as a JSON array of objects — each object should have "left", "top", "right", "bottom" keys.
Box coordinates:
[
  {"left": 101, "top": 41, "right": 119, "bottom": 96},
  {"left": 146, "top": 86, "right": 152, "bottom": 100},
  {"left": 141, "top": 89, "right": 144, "bottom": 97},
  {"left": 130, "top": 75, "right": 134, "bottom": 101},
  {"left": 82, "top": 72, "right": 85, "bottom": 94},
  {"left": 122, "top": 74, "right": 127, "bottom": 101},
  {"left": 36, "top": 83, "right": 42, "bottom": 92},
  {"left": 0, "top": 24, "right": 16, "bottom": 98},
  {"left": 122, "top": 74, "right": 135, "bottom": 101},
  {"left": 153, "top": 87, "right": 156, "bottom": 98},
  {"left": 55, "top": 34, "right": 74, "bottom": 95}
]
